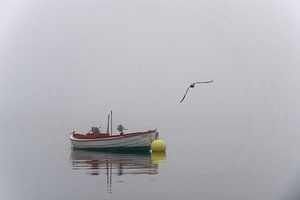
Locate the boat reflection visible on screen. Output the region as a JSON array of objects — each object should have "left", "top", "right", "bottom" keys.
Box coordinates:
[{"left": 70, "top": 150, "right": 166, "bottom": 176}]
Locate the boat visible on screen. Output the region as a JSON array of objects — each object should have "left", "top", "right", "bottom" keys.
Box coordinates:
[
  {"left": 69, "top": 111, "right": 159, "bottom": 151},
  {"left": 70, "top": 129, "right": 158, "bottom": 151}
]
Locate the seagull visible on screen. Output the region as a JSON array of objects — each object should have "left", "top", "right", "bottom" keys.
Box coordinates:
[{"left": 180, "top": 80, "right": 213, "bottom": 103}]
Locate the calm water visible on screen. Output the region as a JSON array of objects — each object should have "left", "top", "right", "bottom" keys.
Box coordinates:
[{"left": 1, "top": 125, "right": 300, "bottom": 200}]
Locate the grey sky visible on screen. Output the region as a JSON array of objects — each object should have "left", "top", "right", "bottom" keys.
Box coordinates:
[{"left": 1, "top": 0, "right": 300, "bottom": 135}]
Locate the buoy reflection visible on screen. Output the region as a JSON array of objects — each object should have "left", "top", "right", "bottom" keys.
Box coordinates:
[{"left": 151, "top": 152, "right": 166, "bottom": 165}]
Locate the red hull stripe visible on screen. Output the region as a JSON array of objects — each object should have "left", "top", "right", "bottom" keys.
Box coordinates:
[{"left": 70, "top": 131, "right": 154, "bottom": 142}]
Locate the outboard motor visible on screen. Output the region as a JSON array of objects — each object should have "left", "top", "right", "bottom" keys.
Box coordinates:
[
  {"left": 117, "top": 124, "right": 127, "bottom": 135},
  {"left": 91, "top": 127, "right": 101, "bottom": 134}
]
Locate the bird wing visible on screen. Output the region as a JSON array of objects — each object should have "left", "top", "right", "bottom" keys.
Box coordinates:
[
  {"left": 194, "top": 80, "right": 213, "bottom": 84},
  {"left": 180, "top": 86, "right": 191, "bottom": 103}
]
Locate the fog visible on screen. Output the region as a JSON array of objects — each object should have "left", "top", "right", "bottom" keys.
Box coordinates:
[
  {"left": 1, "top": 0, "right": 299, "bottom": 133},
  {"left": 2, "top": 0, "right": 300, "bottom": 199}
]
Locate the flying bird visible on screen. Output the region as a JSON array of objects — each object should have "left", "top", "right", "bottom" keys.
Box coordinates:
[{"left": 180, "top": 80, "right": 213, "bottom": 103}]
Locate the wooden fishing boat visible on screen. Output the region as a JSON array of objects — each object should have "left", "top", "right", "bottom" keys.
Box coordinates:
[
  {"left": 69, "top": 111, "right": 159, "bottom": 151},
  {"left": 69, "top": 130, "right": 158, "bottom": 151}
]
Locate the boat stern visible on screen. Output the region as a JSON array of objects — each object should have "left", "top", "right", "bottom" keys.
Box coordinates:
[{"left": 149, "top": 129, "right": 159, "bottom": 142}]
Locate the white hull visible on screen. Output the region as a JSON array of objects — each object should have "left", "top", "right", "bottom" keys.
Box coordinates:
[{"left": 70, "top": 130, "right": 157, "bottom": 149}]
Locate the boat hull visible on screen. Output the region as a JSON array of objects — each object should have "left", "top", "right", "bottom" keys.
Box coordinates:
[{"left": 70, "top": 130, "right": 158, "bottom": 151}]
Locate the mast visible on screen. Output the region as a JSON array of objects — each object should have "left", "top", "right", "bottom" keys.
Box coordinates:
[
  {"left": 110, "top": 111, "right": 113, "bottom": 135},
  {"left": 106, "top": 114, "right": 110, "bottom": 134}
]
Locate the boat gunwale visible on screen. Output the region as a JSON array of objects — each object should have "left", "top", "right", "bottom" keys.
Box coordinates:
[{"left": 70, "top": 130, "right": 156, "bottom": 142}]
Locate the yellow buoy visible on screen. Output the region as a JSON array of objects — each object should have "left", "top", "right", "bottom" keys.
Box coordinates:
[{"left": 151, "top": 139, "right": 166, "bottom": 152}]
